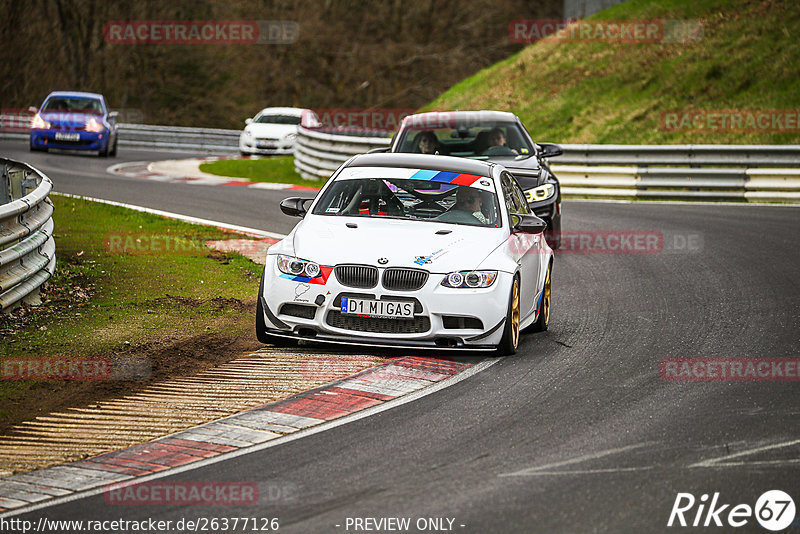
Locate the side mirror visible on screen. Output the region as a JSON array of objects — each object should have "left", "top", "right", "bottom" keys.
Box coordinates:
[
  {"left": 280, "top": 197, "right": 312, "bottom": 217},
  {"left": 108, "top": 111, "right": 119, "bottom": 120},
  {"left": 27, "top": 106, "right": 38, "bottom": 114},
  {"left": 513, "top": 214, "right": 547, "bottom": 234},
  {"left": 367, "top": 147, "right": 389, "bottom": 153},
  {"left": 245, "top": 118, "right": 253, "bottom": 125},
  {"left": 537, "top": 142, "right": 563, "bottom": 158}
]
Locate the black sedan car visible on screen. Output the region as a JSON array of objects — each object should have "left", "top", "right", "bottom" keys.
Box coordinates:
[{"left": 383, "top": 110, "right": 562, "bottom": 247}]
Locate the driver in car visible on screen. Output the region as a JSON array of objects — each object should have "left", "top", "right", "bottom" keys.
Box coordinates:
[
  {"left": 436, "top": 187, "right": 490, "bottom": 225},
  {"left": 483, "top": 128, "right": 518, "bottom": 156}
]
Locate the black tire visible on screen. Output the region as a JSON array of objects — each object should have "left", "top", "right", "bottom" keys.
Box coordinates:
[
  {"left": 497, "top": 276, "right": 521, "bottom": 356},
  {"left": 109, "top": 137, "right": 118, "bottom": 157},
  {"left": 255, "top": 273, "right": 296, "bottom": 347},
  {"left": 546, "top": 217, "right": 561, "bottom": 250},
  {"left": 530, "top": 262, "right": 552, "bottom": 332}
]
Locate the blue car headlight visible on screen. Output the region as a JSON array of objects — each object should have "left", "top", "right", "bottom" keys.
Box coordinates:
[
  {"left": 277, "top": 255, "right": 321, "bottom": 279},
  {"left": 85, "top": 117, "right": 105, "bottom": 133},
  {"left": 442, "top": 270, "right": 498, "bottom": 288}
]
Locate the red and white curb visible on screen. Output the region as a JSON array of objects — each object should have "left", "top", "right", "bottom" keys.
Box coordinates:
[
  {"left": 107, "top": 156, "right": 320, "bottom": 191},
  {"left": 0, "top": 356, "right": 493, "bottom": 515}
]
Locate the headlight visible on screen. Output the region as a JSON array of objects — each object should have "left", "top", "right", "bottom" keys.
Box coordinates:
[
  {"left": 30, "top": 114, "right": 51, "bottom": 129},
  {"left": 243, "top": 129, "right": 253, "bottom": 137},
  {"left": 441, "top": 270, "right": 498, "bottom": 288},
  {"left": 85, "top": 117, "right": 104, "bottom": 133},
  {"left": 525, "top": 183, "right": 555, "bottom": 203},
  {"left": 284, "top": 132, "right": 297, "bottom": 141},
  {"left": 277, "top": 255, "right": 322, "bottom": 279}
]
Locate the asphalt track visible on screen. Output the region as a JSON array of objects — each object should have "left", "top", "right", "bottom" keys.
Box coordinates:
[{"left": 2, "top": 139, "right": 799, "bottom": 532}]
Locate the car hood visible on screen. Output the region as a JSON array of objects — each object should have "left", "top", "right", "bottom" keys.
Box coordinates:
[
  {"left": 244, "top": 123, "right": 298, "bottom": 138},
  {"left": 287, "top": 215, "right": 506, "bottom": 272},
  {"left": 487, "top": 156, "right": 544, "bottom": 187},
  {"left": 40, "top": 111, "right": 102, "bottom": 129}
]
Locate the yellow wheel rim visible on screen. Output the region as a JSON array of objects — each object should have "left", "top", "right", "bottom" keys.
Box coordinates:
[
  {"left": 543, "top": 265, "right": 551, "bottom": 326},
  {"left": 511, "top": 279, "right": 520, "bottom": 348}
]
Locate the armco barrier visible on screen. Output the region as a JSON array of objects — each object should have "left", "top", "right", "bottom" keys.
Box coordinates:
[
  {"left": 294, "top": 127, "right": 391, "bottom": 180},
  {"left": 0, "top": 159, "right": 56, "bottom": 311},
  {"left": 293, "top": 129, "right": 800, "bottom": 201},
  {"left": 117, "top": 123, "right": 240, "bottom": 153}
]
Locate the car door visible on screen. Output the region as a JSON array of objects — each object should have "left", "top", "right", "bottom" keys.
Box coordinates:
[{"left": 500, "top": 171, "right": 542, "bottom": 321}]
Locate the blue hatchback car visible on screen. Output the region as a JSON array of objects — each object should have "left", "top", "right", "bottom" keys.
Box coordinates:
[{"left": 30, "top": 91, "right": 118, "bottom": 157}]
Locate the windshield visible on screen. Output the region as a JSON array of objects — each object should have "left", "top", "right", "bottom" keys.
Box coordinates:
[
  {"left": 42, "top": 97, "right": 104, "bottom": 115},
  {"left": 312, "top": 175, "right": 502, "bottom": 228},
  {"left": 396, "top": 121, "right": 533, "bottom": 159},
  {"left": 255, "top": 114, "right": 301, "bottom": 125}
]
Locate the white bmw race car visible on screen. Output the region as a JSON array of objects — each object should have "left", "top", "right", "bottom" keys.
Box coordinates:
[{"left": 256, "top": 153, "right": 553, "bottom": 354}]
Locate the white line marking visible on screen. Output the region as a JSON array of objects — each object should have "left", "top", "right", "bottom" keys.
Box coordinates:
[
  {"left": 499, "top": 442, "right": 653, "bottom": 477},
  {"left": 504, "top": 466, "right": 654, "bottom": 476},
  {"left": 567, "top": 198, "right": 800, "bottom": 208},
  {"left": 689, "top": 438, "right": 800, "bottom": 468},
  {"left": 50, "top": 192, "right": 287, "bottom": 239},
  {"left": 0, "top": 358, "right": 499, "bottom": 517}
]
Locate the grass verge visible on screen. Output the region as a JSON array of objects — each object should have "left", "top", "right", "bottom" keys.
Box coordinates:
[
  {"left": 427, "top": 0, "right": 800, "bottom": 144},
  {"left": 0, "top": 195, "right": 265, "bottom": 433},
  {"left": 199, "top": 156, "right": 323, "bottom": 187}
]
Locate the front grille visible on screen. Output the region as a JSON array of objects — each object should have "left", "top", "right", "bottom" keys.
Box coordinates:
[
  {"left": 334, "top": 265, "right": 379, "bottom": 289},
  {"left": 279, "top": 303, "right": 316, "bottom": 319},
  {"left": 50, "top": 139, "right": 93, "bottom": 146},
  {"left": 382, "top": 268, "right": 429, "bottom": 291},
  {"left": 326, "top": 311, "right": 430, "bottom": 334}
]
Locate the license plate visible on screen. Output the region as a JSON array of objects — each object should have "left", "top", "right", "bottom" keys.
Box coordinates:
[
  {"left": 54, "top": 132, "right": 80, "bottom": 141},
  {"left": 341, "top": 297, "right": 414, "bottom": 318},
  {"left": 257, "top": 141, "right": 275, "bottom": 148}
]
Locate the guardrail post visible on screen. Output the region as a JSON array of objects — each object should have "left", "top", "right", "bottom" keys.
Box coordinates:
[
  {"left": 8, "top": 168, "right": 22, "bottom": 201},
  {"left": 0, "top": 164, "right": 9, "bottom": 205}
]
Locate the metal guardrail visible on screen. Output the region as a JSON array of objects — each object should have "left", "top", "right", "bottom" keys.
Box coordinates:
[
  {"left": 293, "top": 128, "right": 800, "bottom": 201},
  {"left": 0, "top": 159, "right": 56, "bottom": 311},
  {"left": 117, "top": 123, "right": 241, "bottom": 153},
  {"left": 294, "top": 127, "right": 391, "bottom": 180},
  {"left": 0, "top": 120, "right": 241, "bottom": 154},
  {"left": 557, "top": 144, "right": 800, "bottom": 167}
]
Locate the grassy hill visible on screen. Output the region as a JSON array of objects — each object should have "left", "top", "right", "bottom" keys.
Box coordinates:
[{"left": 426, "top": 0, "right": 800, "bottom": 144}]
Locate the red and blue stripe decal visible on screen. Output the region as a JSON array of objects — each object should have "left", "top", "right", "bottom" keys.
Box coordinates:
[
  {"left": 409, "top": 169, "right": 483, "bottom": 187},
  {"left": 279, "top": 266, "right": 333, "bottom": 285}
]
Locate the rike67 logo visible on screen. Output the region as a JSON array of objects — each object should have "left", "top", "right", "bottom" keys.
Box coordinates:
[{"left": 668, "top": 490, "right": 795, "bottom": 531}]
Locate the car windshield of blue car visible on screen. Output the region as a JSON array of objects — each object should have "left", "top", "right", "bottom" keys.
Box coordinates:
[
  {"left": 396, "top": 122, "right": 533, "bottom": 160},
  {"left": 42, "top": 97, "right": 103, "bottom": 115},
  {"left": 312, "top": 177, "right": 502, "bottom": 228},
  {"left": 256, "top": 115, "right": 301, "bottom": 125}
]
